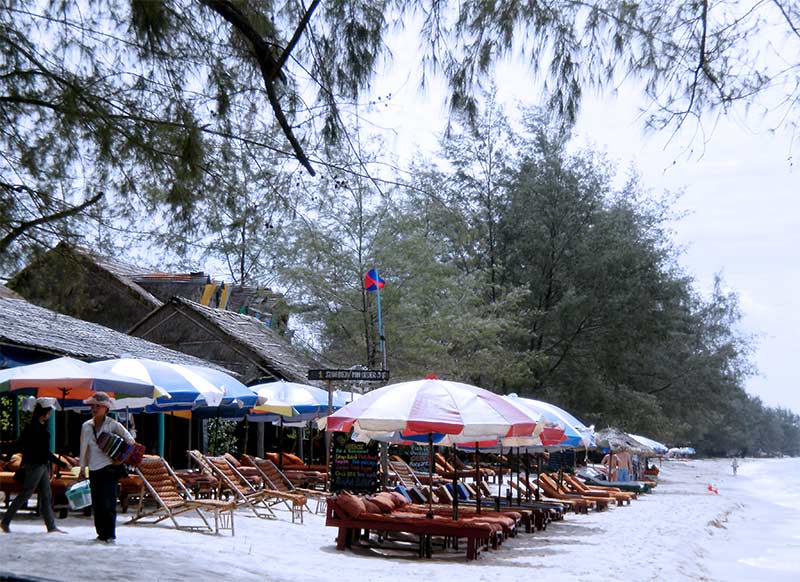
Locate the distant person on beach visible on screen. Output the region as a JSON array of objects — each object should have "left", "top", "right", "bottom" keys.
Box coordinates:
[
  {"left": 731, "top": 458, "right": 739, "bottom": 476},
  {"left": 1, "top": 398, "right": 68, "bottom": 534},
  {"left": 79, "top": 392, "right": 134, "bottom": 544}
]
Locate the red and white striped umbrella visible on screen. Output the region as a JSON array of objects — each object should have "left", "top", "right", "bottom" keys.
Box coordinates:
[{"left": 322, "top": 378, "right": 538, "bottom": 440}]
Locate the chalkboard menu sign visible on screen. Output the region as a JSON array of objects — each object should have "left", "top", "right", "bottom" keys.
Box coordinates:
[
  {"left": 329, "top": 433, "right": 380, "bottom": 494},
  {"left": 409, "top": 444, "right": 431, "bottom": 474}
]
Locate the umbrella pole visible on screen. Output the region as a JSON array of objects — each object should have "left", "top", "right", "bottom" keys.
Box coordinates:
[
  {"left": 451, "top": 446, "right": 459, "bottom": 521},
  {"left": 516, "top": 447, "right": 522, "bottom": 505},
  {"left": 426, "top": 433, "right": 434, "bottom": 519},
  {"left": 279, "top": 416, "right": 284, "bottom": 470},
  {"left": 535, "top": 454, "right": 541, "bottom": 502},
  {"left": 474, "top": 443, "right": 481, "bottom": 515},
  {"left": 524, "top": 451, "right": 531, "bottom": 502},
  {"left": 497, "top": 445, "right": 504, "bottom": 509}
]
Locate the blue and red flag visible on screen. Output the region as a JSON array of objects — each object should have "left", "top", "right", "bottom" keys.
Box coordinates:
[{"left": 363, "top": 268, "right": 385, "bottom": 291}]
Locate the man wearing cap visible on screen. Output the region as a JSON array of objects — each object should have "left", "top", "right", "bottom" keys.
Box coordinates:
[
  {"left": 78, "top": 392, "right": 134, "bottom": 543},
  {"left": 1, "top": 398, "right": 69, "bottom": 534}
]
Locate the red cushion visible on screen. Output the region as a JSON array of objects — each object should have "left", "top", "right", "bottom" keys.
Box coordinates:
[{"left": 336, "top": 492, "right": 365, "bottom": 519}]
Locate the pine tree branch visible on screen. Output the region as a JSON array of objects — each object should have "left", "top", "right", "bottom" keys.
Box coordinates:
[
  {"left": 0, "top": 191, "right": 104, "bottom": 256},
  {"left": 277, "top": 0, "right": 321, "bottom": 72},
  {"left": 200, "top": 0, "right": 315, "bottom": 175}
]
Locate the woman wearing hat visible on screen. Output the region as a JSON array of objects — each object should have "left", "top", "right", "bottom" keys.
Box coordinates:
[
  {"left": 78, "top": 392, "right": 134, "bottom": 543},
  {"left": 1, "top": 398, "right": 69, "bottom": 534}
]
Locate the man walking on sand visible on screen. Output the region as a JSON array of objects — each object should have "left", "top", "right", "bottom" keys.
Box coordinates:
[{"left": 731, "top": 458, "right": 739, "bottom": 476}]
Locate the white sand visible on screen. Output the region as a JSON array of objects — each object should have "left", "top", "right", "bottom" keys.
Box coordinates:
[{"left": 1, "top": 458, "right": 798, "bottom": 582}]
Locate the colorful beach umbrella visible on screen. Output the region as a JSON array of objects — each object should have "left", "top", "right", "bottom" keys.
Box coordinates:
[
  {"left": 250, "top": 380, "right": 332, "bottom": 418},
  {"left": 505, "top": 394, "right": 595, "bottom": 448},
  {"left": 0, "top": 356, "right": 160, "bottom": 406},
  {"left": 322, "top": 378, "right": 538, "bottom": 440}
]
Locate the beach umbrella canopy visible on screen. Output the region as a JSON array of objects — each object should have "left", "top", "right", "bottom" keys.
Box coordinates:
[
  {"left": 185, "top": 364, "right": 257, "bottom": 408},
  {"left": 595, "top": 427, "right": 651, "bottom": 453},
  {"left": 89, "top": 358, "right": 232, "bottom": 410},
  {"left": 251, "top": 380, "right": 334, "bottom": 417},
  {"left": 630, "top": 434, "right": 669, "bottom": 455},
  {"left": 505, "top": 394, "right": 595, "bottom": 448},
  {"left": 322, "top": 378, "right": 539, "bottom": 440},
  {"left": 0, "top": 356, "right": 159, "bottom": 406}
]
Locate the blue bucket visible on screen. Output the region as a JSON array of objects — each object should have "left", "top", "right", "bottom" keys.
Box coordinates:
[{"left": 65, "top": 480, "right": 92, "bottom": 510}]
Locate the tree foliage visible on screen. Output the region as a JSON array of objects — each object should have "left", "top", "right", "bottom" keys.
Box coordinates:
[
  {"left": 277, "top": 100, "right": 798, "bottom": 456},
  {"left": 2, "top": 0, "right": 799, "bottom": 274}
]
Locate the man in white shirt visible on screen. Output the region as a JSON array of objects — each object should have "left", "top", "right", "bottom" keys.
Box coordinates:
[{"left": 79, "top": 392, "right": 134, "bottom": 543}]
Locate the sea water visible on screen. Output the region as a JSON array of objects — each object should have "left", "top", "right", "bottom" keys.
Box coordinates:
[{"left": 705, "top": 457, "right": 800, "bottom": 581}]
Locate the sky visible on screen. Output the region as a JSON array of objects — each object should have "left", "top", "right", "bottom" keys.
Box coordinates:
[{"left": 356, "top": 23, "right": 800, "bottom": 415}]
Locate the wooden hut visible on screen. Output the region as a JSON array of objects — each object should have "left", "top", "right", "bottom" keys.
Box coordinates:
[
  {"left": 128, "top": 296, "right": 319, "bottom": 385},
  {"left": 7, "top": 242, "right": 162, "bottom": 333},
  {"left": 8, "top": 242, "right": 290, "bottom": 335}
]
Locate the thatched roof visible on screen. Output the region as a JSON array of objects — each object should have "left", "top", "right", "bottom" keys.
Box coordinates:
[
  {"left": 57, "top": 242, "right": 164, "bottom": 308},
  {"left": 0, "top": 285, "right": 23, "bottom": 299},
  {"left": 595, "top": 427, "right": 652, "bottom": 453},
  {"left": 130, "top": 296, "right": 321, "bottom": 384},
  {"left": 0, "top": 297, "right": 224, "bottom": 368}
]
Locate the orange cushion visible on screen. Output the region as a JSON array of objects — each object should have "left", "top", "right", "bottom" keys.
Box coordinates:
[
  {"left": 369, "top": 495, "right": 394, "bottom": 514},
  {"left": 223, "top": 452, "right": 240, "bottom": 467},
  {"left": 6, "top": 454, "right": 22, "bottom": 471},
  {"left": 336, "top": 492, "right": 365, "bottom": 519},
  {"left": 362, "top": 499, "right": 381, "bottom": 514},
  {"left": 282, "top": 453, "right": 304, "bottom": 466},
  {"left": 389, "top": 491, "right": 409, "bottom": 508}
]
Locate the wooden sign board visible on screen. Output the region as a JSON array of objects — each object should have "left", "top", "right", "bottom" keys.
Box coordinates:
[
  {"left": 329, "top": 432, "right": 380, "bottom": 494},
  {"left": 308, "top": 369, "right": 389, "bottom": 382}
]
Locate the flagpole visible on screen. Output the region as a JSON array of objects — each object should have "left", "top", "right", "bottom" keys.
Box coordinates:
[{"left": 374, "top": 268, "right": 387, "bottom": 370}]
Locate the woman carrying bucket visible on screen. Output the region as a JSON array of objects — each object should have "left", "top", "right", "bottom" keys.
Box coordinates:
[{"left": 1, "top": 398, "right": 69, "bottom": 534}]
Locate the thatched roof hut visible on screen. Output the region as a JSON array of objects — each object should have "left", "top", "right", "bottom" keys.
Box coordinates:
[
  {"left": 0, "top": 296, "right": 221, "bottom": 369},
  {"left": 129, "top": 296, "right": 320, "bottom": 384},
  {"left": 7, "top": 242, "right": 162, "bottom": 333},
  {"left": 9, "top": 242, "right": 290, "bottom": 334}
]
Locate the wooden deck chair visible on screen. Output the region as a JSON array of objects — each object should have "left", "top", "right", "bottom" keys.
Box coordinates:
[
  {"left": 242, "top": 454, "right": 329, "bottom": 515},
  {"left": 187, "top": 450, "right": 282, "bottom": 521},
  {"left": 560, "top": 473, "right": 635, "bottom": 505},
  {"left": 388, "top": 459, "right": 437, "bottom": 502},
  {"left": 512, "top": 477, "right": 589, "bottom": 514},
  {"left": 537, "top": 473, "right": 608, "bottom": 511},
  {"left": 129, "top": 456, "right": 236, "bottom": 535}
]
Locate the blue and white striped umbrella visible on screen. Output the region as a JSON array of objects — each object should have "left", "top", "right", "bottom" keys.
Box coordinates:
[
  {"left": 89, "top": 358, "right": 232, "bottom": 410},
  {"left": 250, "top": 380, "right": 331, "bottom": 420},
  {"left": 630, "top": 434, "right": 669, "bottom": 455}
]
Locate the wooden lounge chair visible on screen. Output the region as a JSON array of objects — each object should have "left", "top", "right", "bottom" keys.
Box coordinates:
[
  {"left": 512, "top": 476, "right": 593, "bottom": 514},
  {"left": 387, "top": 459, "right": 440, "bottom": 503},
  {"left": 560, "top": 472, "right": 636, "bottom": 504},
  {"left": 537, "top": 473, "right": 609, "bottom": 511},
  {"left": 187, "top": 450, "right": 305, "bottom": 523},
  {"left": 241, "top": 454, "right": 331, "bottom": 514},
  {"left": 327, "top": 491, "right": 494, "bottom": 561},
  {"left": 128, "top": 456, "right": 236, "bottom": 535}
]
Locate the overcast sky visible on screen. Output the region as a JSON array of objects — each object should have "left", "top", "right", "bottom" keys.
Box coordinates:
[{"left": 360, "top": 28, "right": 800, "bottom": 415}]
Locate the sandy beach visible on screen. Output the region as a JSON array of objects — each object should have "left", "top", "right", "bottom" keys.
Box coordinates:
[{"left": 1, "top": 457, "right": 798, "bottom": 582}]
